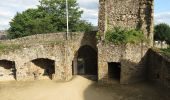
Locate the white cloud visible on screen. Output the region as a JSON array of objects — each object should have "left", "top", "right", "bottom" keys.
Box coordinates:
[
  {"left": 77, "top": 0, "right": 99, "bottom": 26},
  {"left": 154, "top": 12, "right": 170, "bottom": 25},
  {"left": 0, "top": 0, "right": 39, "bottom": 30}
]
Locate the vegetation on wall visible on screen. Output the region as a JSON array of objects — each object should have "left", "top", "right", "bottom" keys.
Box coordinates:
[
  {"left": 160, "top": 47, "right": 170, "bottom": 58},
  {"left": 154, "top": 23, "right": 170, "bottom": 45},
  {"left": 8, "top": 0, "right": 93, "bottom": 39},
  {"left": 105, "top": 27, "right": 146, "bottom": 44},
  {"left": 153, "top": 47, "right": 170, "bottom": 58},
  {"left": 0, "top": 43, "right": 21, "bottom": 54}
]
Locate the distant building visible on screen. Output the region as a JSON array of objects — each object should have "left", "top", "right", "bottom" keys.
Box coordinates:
[
  {"left": 0, "top": 30, "right": 7, "bottom": 40},
  {"left": 154, "top": 41, "right": 169, "bottom": 49}
]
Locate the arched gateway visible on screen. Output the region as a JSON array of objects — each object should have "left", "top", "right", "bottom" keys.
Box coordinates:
[{"left": 73, "top": 45, "right": 98, "bottom": 77}]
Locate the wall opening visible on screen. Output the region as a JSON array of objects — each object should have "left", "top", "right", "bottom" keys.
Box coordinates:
[
  {"left": 73, "top": 45, "right": 98, "bottom": 77},
  {"left": 0, "top": 60, "right": 16, "bottom": 80},
  {"left": 108, "top": 62, "right": 121, "bottom": 80},
  {"left": 31, "top": 58, "right": 55, "bottom": 80}
]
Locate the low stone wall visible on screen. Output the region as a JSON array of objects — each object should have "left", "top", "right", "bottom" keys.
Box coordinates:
[
  {"left": 0, "top": 33, "right": 77, "bottom": 45},
  {"left": 147, "top": 49, "right": 170, "bottom": 88}
]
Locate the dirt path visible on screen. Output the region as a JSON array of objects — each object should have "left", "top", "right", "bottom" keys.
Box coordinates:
[{"left": 0, "top": 76, "right": 169, "bottom": 100}]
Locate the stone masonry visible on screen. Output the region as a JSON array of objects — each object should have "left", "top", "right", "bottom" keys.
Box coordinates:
[
  {"left": 98, "top": 0, "right": 154, "bottom": 45},
  {"left": 1, "top": 0, "right": 168, "bottom": 88},
  {"left": 98, "top": 0, "right": 154, "bottom": 84},
  {"left": 0, "top": 32, "right": 97, "bottom": 81}
]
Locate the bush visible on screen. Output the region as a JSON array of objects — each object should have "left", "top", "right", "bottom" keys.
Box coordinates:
[{"left": 105, "top": 27, "right": 145, "bottom": 44}]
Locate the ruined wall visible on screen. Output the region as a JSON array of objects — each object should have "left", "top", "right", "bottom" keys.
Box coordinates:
[
  {"left": 147, "top": 49, "right": 170, "bottom": 88},
  {"left": 0, "top": 33, "right": 66, "bottom": 45},
  {"left": 98, "top": 0, "right": 154, "bottom": 84},
  {"left": 0, "top": 43, "right": 66, "bottom": 81},
  {"left": 98, "top": 0, "right": 154, "bottom": 45},
  {"left": 98, "top": 43, "right": 148, "bottom": 84},
  {"left": 0, "top": 32, "right": 97, "bottom": 81}
]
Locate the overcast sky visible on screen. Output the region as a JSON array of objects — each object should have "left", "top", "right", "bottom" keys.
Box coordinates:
[{"left": 0, "top": 0, "right": 170, "bottom": 30}]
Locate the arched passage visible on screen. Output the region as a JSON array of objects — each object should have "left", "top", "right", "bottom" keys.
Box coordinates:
[
  {"left": 31, "top": 58, "right": 55, "bottom": 80},
  {"left": 0, "top": 60, "right": 16, "bottom": 81},
  {"left": 73, "top": 45, "right": 98, "bottom": 76}
]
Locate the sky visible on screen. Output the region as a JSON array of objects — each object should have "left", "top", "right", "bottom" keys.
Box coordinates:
[
  {"left": 0, "top": 0, "right": 170, "bottom": 30},
  {"left": 154, "top": 0, "right": 170, "bottom": 25}
]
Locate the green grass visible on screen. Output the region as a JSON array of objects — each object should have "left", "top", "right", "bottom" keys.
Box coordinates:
[
  {"left": 105, "top": 27, "right": 146, "bottom": 44},
  {"left": 153, "top": 47, "right": 170, "bottom": 58},
  {"left": 0, "top": 43, "right": 22, "bottom": 54},
  {"left": 160, "top": 47, "right": 170, "bottom": 58},
  {"left": 38, "top": 40, "right": 65, "bottom": 45},
  {"left": 0, "top": 39, "right": 64, "bottom": 55}
]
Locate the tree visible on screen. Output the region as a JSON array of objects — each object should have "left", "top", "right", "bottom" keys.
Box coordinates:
[
  {"left": 8, "top": 0, "right": 93, "bottom": 39},
  {"left": 73, "top": 20, "right": 93, "bottom": 32},
  {"left": 8, "top": 8, "right": 55, "bottom": 39},
  {"left": 39, "top": 0, "right": 84, "bottom": 31},
  {"left": 154, "top": 23, "right": 170, "bottom": 44}
]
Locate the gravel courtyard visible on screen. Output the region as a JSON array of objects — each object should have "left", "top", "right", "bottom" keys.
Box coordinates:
[{"left": 0, "top": 76, "right": 169, "bottom": 100}]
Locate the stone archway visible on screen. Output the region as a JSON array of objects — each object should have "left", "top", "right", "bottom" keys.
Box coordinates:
[
  {"left": 73, "top": 45, "right": 98, "bottom": 76},
  {"left": 0, "top": 60, "right": 16, "bottom": 81},
  {"left": 31, "top": 58, "right": 55, "bottom": 80}
]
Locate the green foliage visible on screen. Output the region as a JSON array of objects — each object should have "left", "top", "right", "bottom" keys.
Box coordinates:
[
  {"left": 8, "top": 0, "right": 93, "bottom": 39},
  {"left": 0, "top": 43, "right": 21, "bottom": 53},
  {"left": 105, "top": 27, "right": 145, "bottom": 44},
  {"left": 154, "top": 23, "right": 170, "bottom": 44},
  {"left": 160, "top": 47, "right": 170, "bottom": 58},
  {"left": 72, "top": 20, "right": 93, "bottom": 32},
  {"left": 8, "top": 9, "right": 54, "bottom": 39},
  {"left": 96, "top": 32, "right": 101, "bottom": 40}
]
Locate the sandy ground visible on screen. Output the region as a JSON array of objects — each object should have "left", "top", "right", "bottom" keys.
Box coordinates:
[{"left": 0, "top": 76, "right": 170, "bottom": 100}]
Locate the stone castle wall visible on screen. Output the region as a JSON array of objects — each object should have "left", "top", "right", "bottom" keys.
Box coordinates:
[
  {"left": 0, "top": 32, "right": 97, "bottom": 81},
  {"left": 0, "top": 33, "right": 67, "bottom": 45},
  {"left": 0, "top": 0, "right": 155, "bottom": 84}
]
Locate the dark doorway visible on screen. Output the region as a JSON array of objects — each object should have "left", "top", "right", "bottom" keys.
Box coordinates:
[
  {"left": 108, "top": 62, "right": 121, "bottom": 80},
  {"left": 31, "top": 58, "right": 55, "bottom": 80},
  {"left": 0, "top": 60, "right": 16, "bottom": 80},
  {"left": 73, "top": 45, "right": 98, "bottom": 76}
]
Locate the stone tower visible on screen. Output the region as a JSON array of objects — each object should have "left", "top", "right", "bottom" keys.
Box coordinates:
[
  {"left": 98, "top": 0, "right": 154, "bottom": 46},
  {"left": 97, "top": 0, "right": 154, "bottom": 84}
]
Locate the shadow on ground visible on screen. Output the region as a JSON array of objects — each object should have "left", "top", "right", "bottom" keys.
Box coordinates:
[{"left": 83, "top": 79, "right": 170, "bottom": 100}]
